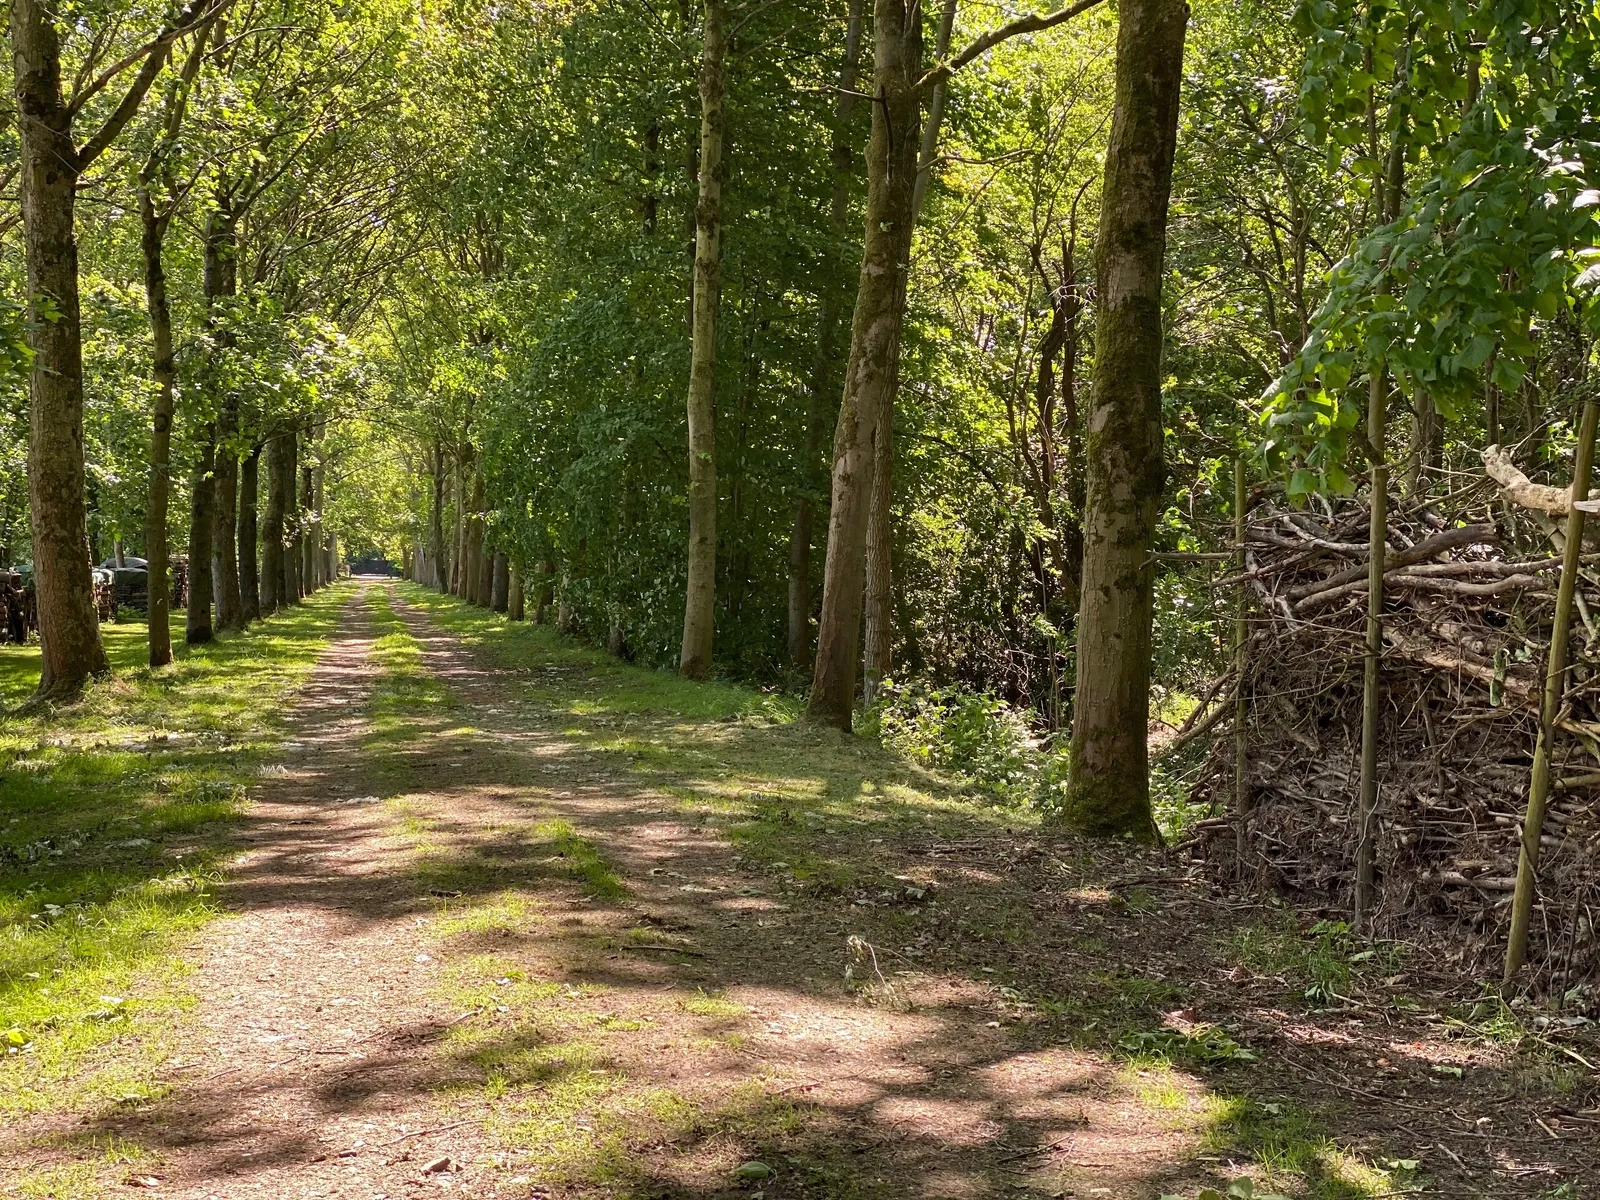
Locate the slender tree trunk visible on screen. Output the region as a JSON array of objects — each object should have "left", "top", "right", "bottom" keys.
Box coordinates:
[
  {"left": 311, "top": 458, "right": 326, "bottom": 589},
  {"left": 238, "top": 447, "right": 260, "bottom": 621},
  {"left": 299, "top": 439, "right": 315, "bottom": 594},
  {"left": 536, "top": 557, "right": 554, "bottom": 624},
  {"left": 140, "top": 186, "right": 175, "bottom": 668},
  {"left": 679, "top": 0, "right": 729, "bottom": 680},
  {"left": 282, "top": 428, "right": 300, "bottom": 603},
  {"left": 859, "top": 0, "right": 956, "bottom": 701},
  {"left": 185, "top": 439, "right": 216, "bottom": 644},
  {"left": 451, "top": 453, "right": 469, "bottom": 596},
  {"left": 261, "top": 434, "right": 285, "bottom": 614},
  {"left": 1056, "top": 0, "right": 1188, "bottom": 841},
  {"left": 13, "top": 0, "right": 110, "bottom": 696},
  {"left": 862, "top": 421, "right": 894, "bottom": 698},
  {"left": 789, "top": 0, "right": 865, "bottom": 671},
  {"left": 807, "top": 0, "right": 921, "bottom": 729},
  {"left": 206, "top": 200, "right": 242, "bottom": 629},
  {"left": 492, "top": 551, "right": 509, "bottom": 612},
  {"left": 431, "top": 438, "right": 448, "bottom": 592},
  {"left": 466, "top": 468, "right": 486, "bottom": 605}
]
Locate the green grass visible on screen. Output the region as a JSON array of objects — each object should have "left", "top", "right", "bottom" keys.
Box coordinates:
[{"left": 0, "top": 586, "right": 349, "bottom": 1118}]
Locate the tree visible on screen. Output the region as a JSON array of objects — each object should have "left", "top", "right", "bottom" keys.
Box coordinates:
[
  {"left": 679, "top": 0, "right": 728, "bottom": 680},
  {"left": 11, "top": 0, "right": 221, "bottom": 698},
  {"left": 809, "top": 0, "right": 1107, "bottom": 729},
  {"left": 1053, "top": 0, "right": 1189, "bottom": 840}
]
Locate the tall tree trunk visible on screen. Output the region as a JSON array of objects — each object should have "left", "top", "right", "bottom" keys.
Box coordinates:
[
  {"left": 859, "top": 0, "right": 956, "bottom": 700},
  {"left": 238, "top": 447, "right": 260, "bottom": 621},
  {"left": 206, "top": 199, "right": 243, "bottom": 629},
  {"left": 508, "top": 563, "right": 524, "bottom": 620},
  {"left": 185, "top": 439, "right": 215, "bottom": 643},
  {"left": 789, "top": 0, "right": 865, "bottom": 671},
  {"left": 1055, "top": 0, "right": 1188, "bottom": 841},
  {"left": 282, "top": 428, "right": 300, "bottom": 603},
  {"left": 477, "top": 537, "right": 494, "bottom": 608},
  {"left": 431, "top": 437, "right": 448, "bottom": 592},
  {"left": 807, "top": 0, "right": 921, "bottom": 729},
  {"left": 861, "top": 421, "right": 894, "bottom": 698},
  {"left": 140, "top": 184, "right": 176, "bottom": 668},
  {"left": 451, "top": 452, "right": 469, "bottom": 596},
  {"left": 491, "top": 551, "right": 509, "bottom": 612},
  {"left": 299, "top": 437, "right": 315, "bottom": 594},
  {"left": 465, "top": 468, "right": 486, "bottom": 605},
  {"left": 679, "top": 0, "right": 728, "bottom": 680},
  {"left": 311, "top": 457, "right": 326, "bottom": 589},
  {"left": 261, "top": 434, "right": 286, "bottom": 614},
  {"left": 536, "top": 557, "right": 554, "bottom": 624},
  {"left": 12, "top": 0, "right": 110, "bottom": 696}
]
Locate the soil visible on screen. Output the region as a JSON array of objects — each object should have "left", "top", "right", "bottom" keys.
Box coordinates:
[{"left": 4, "top": 581, "right": 1597, "bottom": 1199}]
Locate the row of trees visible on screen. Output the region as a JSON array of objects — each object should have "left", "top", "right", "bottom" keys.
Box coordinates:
[{"left": 10, "top": 0, "right": 1600, "bottom": 849}]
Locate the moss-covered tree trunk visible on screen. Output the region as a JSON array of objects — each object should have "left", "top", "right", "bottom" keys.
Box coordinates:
[
  {"left": 679, "top": 0, "right": 727, "bottom": 680},
  {"left": 1055, "top": 0, "right": 1188, "bottom": 841},
  {"left": 807, "top": 0, "right": 920, "bottom": 730}
]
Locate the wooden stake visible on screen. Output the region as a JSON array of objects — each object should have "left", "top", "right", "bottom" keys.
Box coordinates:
[
  {"left": 1233, "top": 455, "right": 1249, "bottom": 868},
  {"left": 1505, "top": 397, "right": 1600, "bottom": 982},
  {"left": 1355, "top": 366, "right": 1387, "bottom": 931}
]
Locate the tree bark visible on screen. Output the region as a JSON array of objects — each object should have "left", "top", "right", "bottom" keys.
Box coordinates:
[
  {"left": 789, "top": 0, "right": 865, "bottom": 672},
  {"left": 185, "top": 438, "right": 215, "bottom": 643},
  {"left": 261, "top": 434, "right": 286, "bottom": 613},
  {"left": 299, "top": 437, "right": 315, "bottom": 593},
  {"left": 679, "top": 0, "right": 728, "bottom": 680},
  {"left": 206, "top": 198, "right": 243, "bottom": 629},
  {"left": 492, "top": 551, "right": 509, "bottom": 612},
  {"left": 282, "top": 428, "right": 300, "bottom": 603},
  {"left": 238, "top": 447, "right": 260, "bottom": 621},
  {"left": 12, "top": 0, "right": 111, "bottom": 696},
  {"left": 1056, "top": 0, "right": 1188, "bottom": 841},
  {"left": 465, "top": 467, "right": 486, "bottom": 605},
  {"left": 508, "top": 563, "right": 524, "bottom": 620},
  {"left": 807, "top": 0, "right": 921, "bottom": 729},
  {"left": 536, "top": 557, "right": 554, "bottom": 623},
  {"left": 431, "top": 437, "right": 448, "bottom": 592},
  {"left": 311, "top": 456, "right": 326, "bottom": 589},
  {"left": 862, "top": 415, "right": 894, "bottom": 698},
  {"left": 140, "top": 181, "right": 176, "bottom": 668}
]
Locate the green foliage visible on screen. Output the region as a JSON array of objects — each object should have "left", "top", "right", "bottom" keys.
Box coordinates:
[
  {"left": 860, "top": 679, "right": 1035, "bottom": 798},
  {"left": 1161, "top": 1179, "right": 1290, "bottom": 1200}
]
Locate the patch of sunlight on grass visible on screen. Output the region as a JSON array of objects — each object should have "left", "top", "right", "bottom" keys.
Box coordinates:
[
  {"left": 536, "top": 818, "right": 625, "bottom": 900},
  {"left": 1203, "top": 1096, "right": 1406, "bottom": 1200},
  {"left": 1129, "top": 1065, "right": 1192, "bottom": 1112},
  {"left": 676, "top": 988, "right": 746, "bottom": 1019},
  {"left": 430, "top": 892, "right": 540, "bottom": 940},
  {"left": 0, "top": 585, "right": 349, "bottom": 1119}
]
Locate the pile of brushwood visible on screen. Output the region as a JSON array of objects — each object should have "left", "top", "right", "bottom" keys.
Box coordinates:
[{"left": 1187, "top": 477, "right": 1600, "bottom": 997}]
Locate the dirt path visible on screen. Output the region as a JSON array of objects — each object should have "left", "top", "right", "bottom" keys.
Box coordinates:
[{"left": 12, "top": 581, "right": 1594, "bottom": 1200}]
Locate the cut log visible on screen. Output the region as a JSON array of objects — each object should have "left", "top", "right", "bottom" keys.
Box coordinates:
[{"left": 1484, "top": 444, "right": 1573, "bottom": 515}]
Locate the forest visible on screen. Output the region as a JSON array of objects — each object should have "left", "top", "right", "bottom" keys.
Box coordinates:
[{"left": 3, "top": 1, "right": 1600, "bottom": 1198}]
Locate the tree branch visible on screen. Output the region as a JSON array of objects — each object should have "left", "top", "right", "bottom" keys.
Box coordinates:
[
  {"left": 77, "top": 0, "right": 230, "bottom": 170},
  {"left": 915, "top": 0, "right": 1106, "bottom": 94}
]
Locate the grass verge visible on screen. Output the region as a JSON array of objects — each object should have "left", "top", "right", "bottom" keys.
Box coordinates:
[{"left": 0, "top": 585, "right": 350, "bottom": 1120}]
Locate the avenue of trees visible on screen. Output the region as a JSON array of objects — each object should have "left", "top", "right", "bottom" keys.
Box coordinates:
[{"left": 6, "top": 0, "right": 1600, "bottom": 850}]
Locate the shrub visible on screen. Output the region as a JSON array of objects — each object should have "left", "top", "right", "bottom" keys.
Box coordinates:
[{"left": 861, "top": 679, "right": 1034, "bottom": 798}]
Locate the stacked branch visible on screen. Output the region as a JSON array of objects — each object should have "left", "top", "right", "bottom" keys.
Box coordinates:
[{"left": 1189, "top": 483, "right": 1600, "bottom": 989}]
